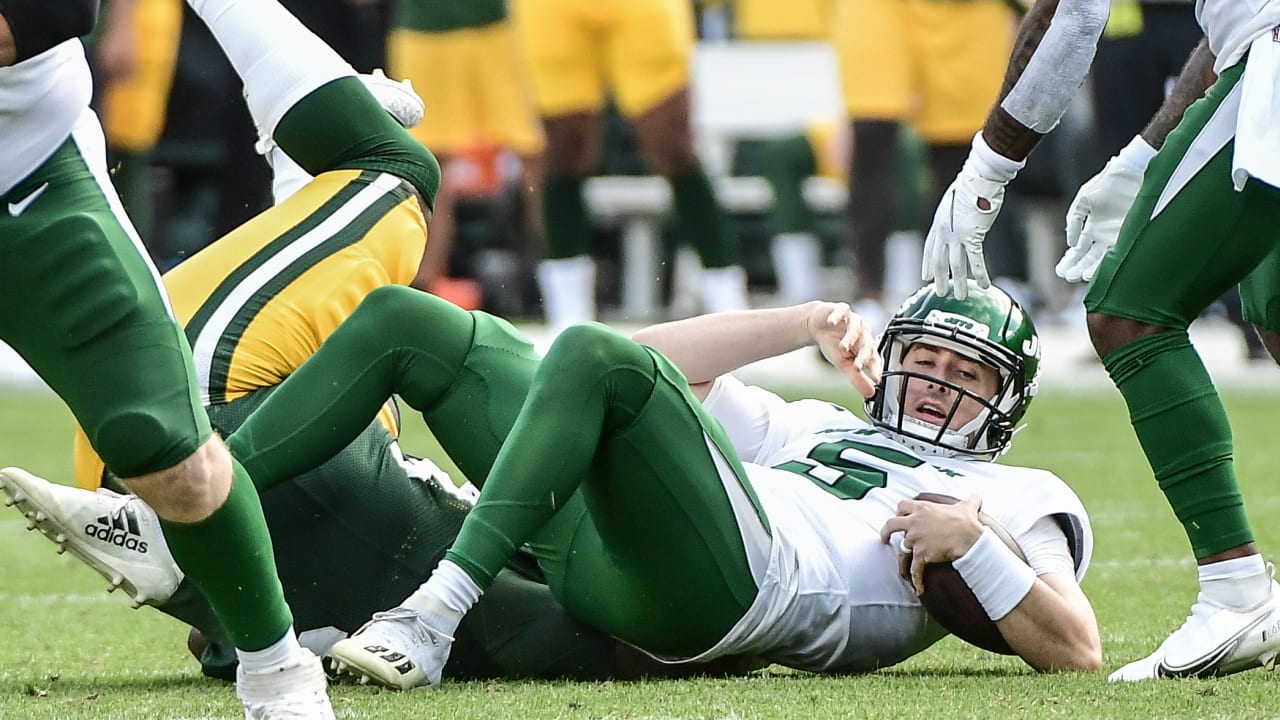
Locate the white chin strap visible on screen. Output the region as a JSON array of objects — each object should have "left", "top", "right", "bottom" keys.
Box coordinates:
[
  {"left": 894, "top": 415, "right": 969, "bottom": 459},
  {"left": 881, "top": 383, "right": 992, "bottom": 458}
]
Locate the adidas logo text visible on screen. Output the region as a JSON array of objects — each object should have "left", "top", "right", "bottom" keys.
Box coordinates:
[{"left": 84, "top": 507, "right": 148, "bottom": 554}]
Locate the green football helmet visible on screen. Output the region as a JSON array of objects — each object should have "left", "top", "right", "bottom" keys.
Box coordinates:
[{"left": 865, "top": 281, "right": 1041, "bottom": 458}]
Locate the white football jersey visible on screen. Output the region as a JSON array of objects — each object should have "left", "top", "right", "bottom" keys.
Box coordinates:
[
  {"left": 0, "top": 41, "right": 93, "bottom": 196},
  {"left": 683, "top": 376, "right": 1092, "bottom": 673},
  {"left": 1196, "top": 0, "right": 1280, "bottom": 72}
]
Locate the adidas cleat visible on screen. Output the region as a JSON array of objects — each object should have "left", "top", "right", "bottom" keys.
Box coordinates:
[
  {"left": 1109, "top": 576, "right": 1280, "bottom": 681},
  {"left": 329, "top": 607, "right": 453, "bottom": 690},
  {"left": 0, "top": 467, "right": 183, "bottom": 607}
]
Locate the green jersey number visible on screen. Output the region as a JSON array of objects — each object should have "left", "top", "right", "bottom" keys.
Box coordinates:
[{"left": 774, "top": 439, "right": 925, "bottom": 500}]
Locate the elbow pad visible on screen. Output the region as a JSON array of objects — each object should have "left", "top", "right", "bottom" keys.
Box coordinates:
[{"left": 0, "top": 0, "right": 100, "bottom": 63}]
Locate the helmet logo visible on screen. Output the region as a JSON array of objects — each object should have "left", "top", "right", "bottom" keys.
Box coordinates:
[
  {"left": 1022, "top": 335, "right": 1040, "bottom": 357},
  {"left": 923, "top": 310, "right": 990, "bottom": 338}
]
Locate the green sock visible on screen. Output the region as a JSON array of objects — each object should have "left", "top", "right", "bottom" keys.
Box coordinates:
[
  {"left": 543, "top": 175, "right": 591, "bottom": 258},
  {"left": 274, "top": 76, "right": 441, "bottom": 208},
  {"left": 159, "top": 460, "right": 292, "bottom": 651},
  {"left": 760, "top": 135, "right": 817, "bottom": 236},
  {"left": 1103, "top": 331, "right": 1253, "bottom": 558},
  {"left": 671, "top": 167, "right": 737, "bottom": 268}
]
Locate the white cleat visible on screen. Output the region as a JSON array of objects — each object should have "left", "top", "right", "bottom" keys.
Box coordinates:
[
  {"left": 0, "top": 467, "right": 183, "bottom": 607},
  {"left": 329, "top": 607, "right": 453, "bottom": 690},
  {"left": 1109, "top": 578, "right": 1280, "bottom": 681},
  {"left": 254, "top": 68, "right": 425, "bottom": 162},
  {"left": 359, "top": 68, "right": 424, "bottom": 130},
  {"left": 238, "top": 649, "right": 335, "bottom": 720}
]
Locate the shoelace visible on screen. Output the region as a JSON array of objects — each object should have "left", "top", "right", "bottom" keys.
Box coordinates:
[{"left": 363, "top": 607, "right": 454, "bottom": 647}]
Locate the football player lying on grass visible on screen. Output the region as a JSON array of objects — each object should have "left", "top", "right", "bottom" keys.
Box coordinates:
[
  {"left": 210, "top": 280, "right": 1107, "bottom": 681},
  {"left": 4, "top": 282, "right": 1101, "bottom": 682}
]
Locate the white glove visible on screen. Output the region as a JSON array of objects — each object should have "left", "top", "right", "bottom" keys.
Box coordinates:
[
  {"left": 1056, "top": 135, "right": 1156, "bottom": 283},
  {"left": 923, "top": 133, "right": 1024, "bottom": 300},
  {"left": 391, "top": 442, "right": 480, "bottom": 506}
]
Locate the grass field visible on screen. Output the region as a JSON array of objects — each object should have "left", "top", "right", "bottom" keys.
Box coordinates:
[{"left": 1, "top": 383, "right": 1279, "bottom": 719}]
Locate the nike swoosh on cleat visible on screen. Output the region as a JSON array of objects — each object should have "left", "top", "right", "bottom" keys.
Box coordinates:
[
  {"left": 7, "top": 182, "right": 50, "bottom": 217},
  {"left": 1156, "top": 615, "right": 1268, "bottom": 678}
]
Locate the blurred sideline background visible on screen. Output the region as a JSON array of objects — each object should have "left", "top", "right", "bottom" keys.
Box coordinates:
[{"left": 81, "top": 0, "right": 1270, "bottom": 364}]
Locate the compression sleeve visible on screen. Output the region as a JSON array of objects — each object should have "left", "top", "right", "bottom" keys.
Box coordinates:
[{"left": 999, "top": 0, "right": 1108, "bottom": 133}]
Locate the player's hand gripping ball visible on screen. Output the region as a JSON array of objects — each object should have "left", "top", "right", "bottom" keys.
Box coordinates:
[{"left": 902, "top": 493, "right": 1027, "bottom": 655}]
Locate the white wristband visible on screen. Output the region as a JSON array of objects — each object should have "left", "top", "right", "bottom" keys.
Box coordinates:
[
  {"left": 951, "top": 526, "right": 1037, "bottom": 621},
  {"left": 1112, "top": 134, "right": 1158, "bottom": 173},
  {"left": 969, "top": 132, "right": 1025, "bottom": 183}
]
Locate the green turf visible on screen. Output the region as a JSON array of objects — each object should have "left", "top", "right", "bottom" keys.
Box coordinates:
[{"left": 1, "top": 384, "right": 1278, "bottom": 719}]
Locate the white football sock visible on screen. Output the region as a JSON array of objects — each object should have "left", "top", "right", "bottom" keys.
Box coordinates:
[
  {"left": 1199, "top": 554, "right": 1271, "bottom": 610},
  {"left": 700, "top": 265, "right": 750, "bottom": 314},
  {"left": 236, "top": 626, "right": 307, "bottom": 673},
  {"left": 185, "top": 0, "right": 353, "bottom": 145},
  {"left": 402, "top": 559, "right": 481, "bottom": 637},
  {"left": 884, "top": 230, "right": 923, "bottom": 305},
  {"left": 537, "top": 256, "right": 597, "bottom": 337},
  {"left": 770, "top": 232, "right": 821, "bottom": 306}
]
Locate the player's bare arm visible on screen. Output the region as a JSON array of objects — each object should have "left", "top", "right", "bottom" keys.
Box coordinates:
[
  {"left": 982, "top": 0, "right": 1109, "bottom": 161},
  {"left": 923, "top": 0, "right": 1107, "bottom": 297},
  {"left": 983, "top": 1, "right": 1058, "bottom": 160},
  {"left": 632, "top": 302, "right": 882, "bottom": 400},
  {"left": 93, "top": 0, "right": 139, "bottom": 84},
  {"left": 997, "top": 571, "right": 1102, "bottom": 671},
  {"left": 882, "top": 497, "right": 1102, "bottom": 672},
  {"left": 1142, "top": 39, "right": 1216, "bottom": 149}
]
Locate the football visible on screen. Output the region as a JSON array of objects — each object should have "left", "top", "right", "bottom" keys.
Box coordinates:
[{"left": 905, "top": 493, "right": 1028, "bottom": 656}]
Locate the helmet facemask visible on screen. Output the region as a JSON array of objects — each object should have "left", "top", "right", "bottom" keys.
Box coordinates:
[{"left": 865, "top": 283, "right": 1039, "bottom": 459}]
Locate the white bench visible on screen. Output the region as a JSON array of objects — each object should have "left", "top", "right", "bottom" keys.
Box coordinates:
[
  {"left": 586, "top": 41, "right": 846, "bottom": 320},
  {"left": 584, "top": 174, "right": 845, "bottom": 319}
]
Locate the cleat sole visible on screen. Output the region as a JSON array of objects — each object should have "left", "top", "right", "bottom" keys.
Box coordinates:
[{"left": 1261, "top": 649, "right": 1278, "bottom": 671}]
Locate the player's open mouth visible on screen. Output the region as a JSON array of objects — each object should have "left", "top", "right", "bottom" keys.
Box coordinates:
[{"left": 914, "top": 402, "right": 948, "bottom": 420}]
